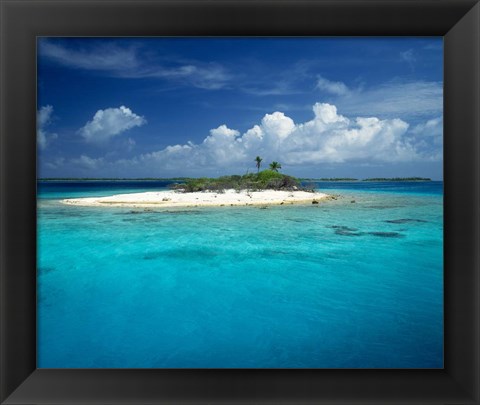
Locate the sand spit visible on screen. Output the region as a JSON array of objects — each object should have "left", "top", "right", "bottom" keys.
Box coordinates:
[{"left": 62, "top": 189, "right": 331, "bottom": 208}]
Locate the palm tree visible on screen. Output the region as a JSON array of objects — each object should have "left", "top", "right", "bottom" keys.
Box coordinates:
[
  {"left": 254, "top": 156, "right": 263, "bottom": 173},
  {"left": 269, "top": 161, "right": 282, "bottom": 172}
]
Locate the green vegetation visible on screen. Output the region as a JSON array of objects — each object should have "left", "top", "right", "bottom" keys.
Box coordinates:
[
  {"left": 362, "top": 177, "right": 432, "bottom": 182},
  {"left": 171, "top": 170, "right": 302, "bottom": 193},
  {"left": 254, "top": 156, "right": 263, "bottom": 174},
  {"left": 269, "top": 161, "right": 282, "bottom": 172}
]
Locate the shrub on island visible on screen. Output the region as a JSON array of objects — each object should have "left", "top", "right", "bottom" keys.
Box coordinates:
[{"left": 171, "top": 170, "right": 302, "bottom": 193}]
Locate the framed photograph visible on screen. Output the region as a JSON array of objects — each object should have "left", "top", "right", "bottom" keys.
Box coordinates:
[{"left": 1, "top": 0, "right": 479, "bottom": 404}]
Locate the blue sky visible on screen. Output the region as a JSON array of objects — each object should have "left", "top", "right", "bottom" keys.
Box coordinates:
[{"left": 37, "top": 37, "right": 443, "bottom": 179}]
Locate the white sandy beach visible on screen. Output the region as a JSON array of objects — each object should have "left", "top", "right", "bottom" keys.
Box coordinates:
[{"left": 62, "top": 189, "right": 331, "bottom": 208}]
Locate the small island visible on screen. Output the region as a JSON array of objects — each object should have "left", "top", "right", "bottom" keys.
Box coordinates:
[{"left": 62, "top": 161, "right": 330, "bottom": 208}]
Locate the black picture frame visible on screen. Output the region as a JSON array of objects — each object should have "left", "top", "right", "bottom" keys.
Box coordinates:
[{"left": 1, "top": 0, "right": 479, "bottom": 404}]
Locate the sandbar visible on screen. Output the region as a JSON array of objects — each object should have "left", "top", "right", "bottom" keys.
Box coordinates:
[{"left": 61, "top": 189, "right": 331, "bottom": 208}]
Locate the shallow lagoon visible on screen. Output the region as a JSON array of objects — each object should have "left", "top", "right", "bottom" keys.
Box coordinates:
[{"left": 37, "top": 181, "right": 443, "bottom": 368}]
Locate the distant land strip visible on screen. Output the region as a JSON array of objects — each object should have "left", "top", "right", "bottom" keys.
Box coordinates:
[{"left": 361, "top": 177, "right": 432, "bottom": 182}]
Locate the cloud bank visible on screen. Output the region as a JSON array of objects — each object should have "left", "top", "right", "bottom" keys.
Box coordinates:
[
  {"left": 110, "top": 102, "right": 440, "bottom": 175},
  {"left": 79, "top": 106, "right": 146, "bottom": 144}
]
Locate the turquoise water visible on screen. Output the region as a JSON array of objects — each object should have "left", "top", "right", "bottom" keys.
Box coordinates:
[{"left": 37, "top": 181, "right": 443, "bottom": 368}]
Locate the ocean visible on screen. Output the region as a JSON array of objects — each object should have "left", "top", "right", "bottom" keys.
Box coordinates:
[{"left": 37, "top": 180, "right": 443, "bottom": 368}]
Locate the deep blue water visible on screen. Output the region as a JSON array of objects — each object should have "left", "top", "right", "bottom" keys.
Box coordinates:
[
  {"left": 37, "top": 181, "right": 443, "bottom": 368},
  {"left": 38, "top": 180, "right": 177, "bottom": 199}
]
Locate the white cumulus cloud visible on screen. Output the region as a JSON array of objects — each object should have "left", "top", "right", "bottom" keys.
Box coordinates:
[
  {"left": 316, "top": 76, "right": 350, "bottom": 96},
  {"left": 411, "top": 116, "right": 442, "bottom": 138},
  {"left": 400, "top": 49, "right": 416, "bottom": 70},
  {"left": 78, "top": 106, "right": 146, "bottom": 144},
  {"left": 37, "top": 105, "right": 58, "bottom": 150},
  {"left": 72, "top": 155, "right": 104, "bottom": 170},
  {"left": 410, "top": 116, "right": 443, "bottom": 151},
  {"left": 45, "top": 157, "right": 65, "bottom": 170}
]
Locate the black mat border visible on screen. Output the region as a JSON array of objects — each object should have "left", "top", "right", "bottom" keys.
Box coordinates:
[{"left": 1, "top": 0, "right": 479, "bottom": 404}]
